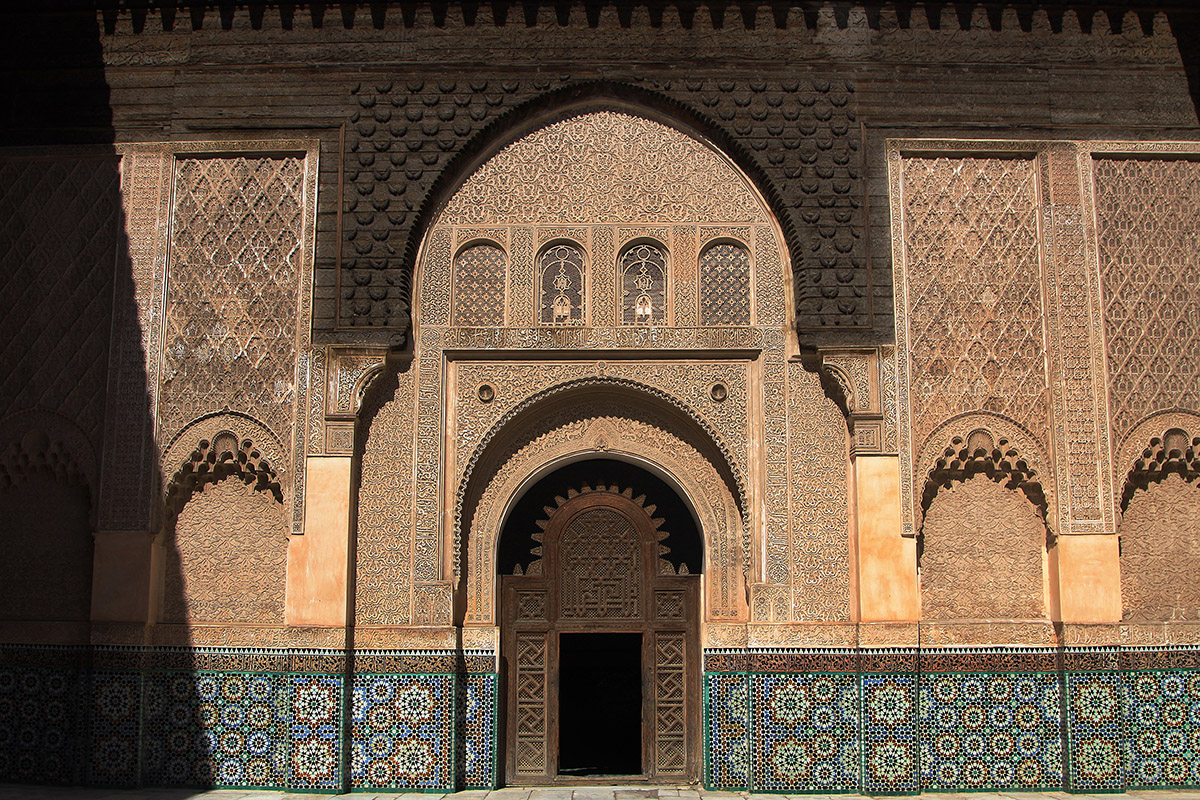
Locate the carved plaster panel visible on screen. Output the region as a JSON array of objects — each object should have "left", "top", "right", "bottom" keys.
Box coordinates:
[
  {"left": 451, "top": 361, "right": 749, "bottom": 501},
  {"left": 821, "top": 351, "right": 874, "bottom": 413},
  {"left": 356, "top": 365, "right": 417, "bottom": 626},
  {"left": 0, "top": 411, "right": 97, "bottom": 504},
  {"left": 106, "top": 155, "right": 165, "bottom": 528},
  {"left": 157, "top": 153, "right": 308, "bottom": 449},
  {"left": 162, "top": 477, "right": 287, "bottom": 631},
  {"left": 1091, "top": 151, "right": 1200, "bottom": 516},
  {"left": 330, "top": 350, "right": 388, "bottom": 416},
  {"left": 913, "top": 411, "right": 1054, "bottom": 531},
  {"left": 890, "top": 139, "right": 1132, "bottom": 536},
  {"left": 890, "top": 145, "right": 1050, "bottom": 533},
  {"left": 881, "top": 346, "right": 899, "bottom": 453},
  {"left": 896, "top": 150, "right": 1049, "bottom": 451},
  {"left": 1042, "top": 144, "right": 1112, "bottom": 535},
  {"left": 1120, "top": 474, "right": 1200, "bottom": 625},
  {"left": 0, "top": 153, "right": 126, "bottom": 533},
  {"left": 305, "top": 347, "right": 327, "bottom": 456},
  {"left": 784, "top": 360, "right": 851, "bottom": 622},
  {"left": 920, "top": 475, "right": 1048, "bottom": 624},
  {"left": 0, "top": 472, "right": 91, "bottom": 636},
  {"left": 438, "top": 112, "right": 767, "bottom": 226},
  {"left": 114, "top": 141, "right": 319, "bottom": 535},
  {"left": 1114, "top": 411, "right": 1200, "bottom": 501},
  {"left": 160, "top": 411, "right": 288, "bottom": 501}
]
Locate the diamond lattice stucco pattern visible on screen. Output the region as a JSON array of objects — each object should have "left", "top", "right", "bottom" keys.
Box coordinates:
[
  {"left": 0, "top": 157, "right": 120, "bottom": 455},
  {"left": 901, "top": 156, "right": 1048, "bottom": 451},
  {"left": 1095, "top": 158, "right": 1200, "bottom": 447},
  {"left": 158, "top": 156, "right": 304, "bottom": 449}
]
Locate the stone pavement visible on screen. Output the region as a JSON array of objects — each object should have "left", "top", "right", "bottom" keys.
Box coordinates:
[{"left": 0, "top": 787, "right": 1198, "bottom": 800}]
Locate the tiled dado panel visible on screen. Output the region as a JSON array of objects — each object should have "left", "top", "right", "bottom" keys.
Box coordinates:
[
  {"left": 752, "top": 673, "right": 860, "bottom": 793},
  {"left": 918, "top": 671, "right": 1062, "bottom": 791},
  {"left": 351, "top": 673, "right": 454, "bottom": 791},
  {"left": 91, "top": 666, "right": 345, "bottom": 792},
  {"left": 141, "top": 671, "right": 291, "bottom": 789},
  {"left": 1122, "top": 670, "right": 1200, "bottom": 790},
  {"left": 346, "top": 671, "right": 498, "bottom": 791},
  {"left": 459, "top": 672, "right": 499, "bottom": 790},
  {"left": 704, "top": 647, "right": 1200, "bottom": 794},
  {"left": 0, "top": 660, "right": 89, "bottom": 785},
  {"left": 0, "top": 647, "right": 498, "bottom": 793}
]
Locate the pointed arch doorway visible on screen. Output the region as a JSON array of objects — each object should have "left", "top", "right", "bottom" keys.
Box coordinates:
[{"left": 499, "top": 460, "right": 702, "bottom": 785}]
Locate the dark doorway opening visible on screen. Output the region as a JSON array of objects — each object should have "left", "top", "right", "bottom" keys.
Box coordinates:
[{"left": 557, "top": 632, "right": 643, "bottom": 776}]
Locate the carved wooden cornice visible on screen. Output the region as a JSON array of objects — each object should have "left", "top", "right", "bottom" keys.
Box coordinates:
[{"left": 93, "top": 2, "right": 1198, "bottom": 36}]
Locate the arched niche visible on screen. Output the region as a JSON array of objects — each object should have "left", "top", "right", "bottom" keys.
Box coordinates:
[
  {"left": 1115, "top": 413, "right": 1200, "bottom": 625},
  {"left": 914, "top": 416, "right": 1053, "bottom": 641},
  {"left": 497, "top": 458, "right": 704, "bottom": 579},
  {"left": 156, "top": 411, "right": 289, "bottom": 640},
  {"left": 458, "top": 384, "right": 747, "bottom": 627},
  {"left": 0, "top": 412, "right": 95, "bottom": 643}
]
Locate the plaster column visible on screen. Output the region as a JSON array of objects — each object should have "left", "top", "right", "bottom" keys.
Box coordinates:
[
  {"left": 91, "top": 531, "right": 154, "bottom": 624},
  {"left": 286, "top": 455, "right": 352, "bottom": 627},
  {"left": 854, "top": 454, "right": 919, "bottom": 623},
  {"left": 1053, "top": 534, "right": 1122, "bottom": 624}
]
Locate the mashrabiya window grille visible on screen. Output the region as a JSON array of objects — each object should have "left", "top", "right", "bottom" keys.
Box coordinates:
[
  {"left": 699, "top": 242, "right": 752, "bottom": 326},
  {"left": 538, "top": 243, "right": 585, "bottom": 325},
  {"left": 453, "top": 242, "right": 508, "bottom": 326},
  {"left": 620, "top": 243, "right": 667, "bottom": 325}
]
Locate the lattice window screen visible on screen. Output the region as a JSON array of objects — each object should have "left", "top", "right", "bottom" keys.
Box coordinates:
[
  {"left": 452, "top": 243, "right": 507, "bottom": 326},
  {"left": 619, "top": 243, "right": 668, "bottom": 325},
  {"left": 559, "top": 508, "right": 641, "bottom": 618},
  {"left": 538, "top": 243, "right": 585, "bottom": 325},
  {"left": 699, "top": 243, "right": 751, "bottom": 325}
]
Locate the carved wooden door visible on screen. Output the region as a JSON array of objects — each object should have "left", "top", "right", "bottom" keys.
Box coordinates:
[{"left": 501, "top": 486, "right": 699, "bottom": 784}]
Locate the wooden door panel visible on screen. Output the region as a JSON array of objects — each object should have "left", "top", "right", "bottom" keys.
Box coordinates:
[
  {"left": 652, "top": 630, "right": 688, "bottom": 776},
  {"left": 501, "top": 487, "right": 700, "bottom": 784},
  {"left": 512, "top": 629, "right": 550, "bottom": 780}
]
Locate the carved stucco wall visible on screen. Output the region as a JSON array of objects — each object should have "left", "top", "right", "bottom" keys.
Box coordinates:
[
  {"left": 1120, "top": 475, "right": 1200, "bottom": 626},
  {"left": 352, "top": 111, "right": 861, "bottom": 644},
  {"left": 157, "top": 155, "right": 306, "bottom": 448},
  {"left": 888, "top": 141, "right": 1200, "bottom": 540},
  {"left": 920, "top": 475, "right": 1049, "bottom": 644},
  {"left": 755, "top": 361, "right": 850, "bottom": 626},
  {"left": 90, "top": 142, "right": 319, "bottom": 545},
  {"left": 0, "top": 156, "right": 118, "bottom": 475},
  {"left": 890, "top": 140, "right": 1200, "bottom": 642},
  {"left": 440, "top": 112, "right": 767, "bottom": 227},
  {"left": 356, "top": 365, "right": 419, "bottom": 631},
  {"left": 163, "top": 478, "right": 287, "bottom": 629},
  {"left": 460, "top": 398, "right": 746, "bottom": 626},
  {"left": 894, "top": 153, "right": 1050, "bottom": 533},
  {"left": 0, "top": 154, "right": 118, "bottom": 643}
]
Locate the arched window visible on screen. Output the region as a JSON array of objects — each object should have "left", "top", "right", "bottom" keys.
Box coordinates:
[
  {"left": 538, "top": 243, "right": 585, "bottom": 325},
  {"left": 699, "top": 242, "right": 751, "bottom": 325},
  {"left": 453, "top": 243, "right": 507, "bottom": 326},
  {"left": 619, "top": 243, "right": 667, "bottom": 325}
]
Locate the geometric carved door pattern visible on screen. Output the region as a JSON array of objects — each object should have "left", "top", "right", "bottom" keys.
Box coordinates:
[{"left": 501, "top": 486, "right": 700, "bottom": 784}]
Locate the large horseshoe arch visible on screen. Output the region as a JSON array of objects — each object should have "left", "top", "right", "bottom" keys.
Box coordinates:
[{"left": 456, "top": 386, "right": 747, "bottom": 785}]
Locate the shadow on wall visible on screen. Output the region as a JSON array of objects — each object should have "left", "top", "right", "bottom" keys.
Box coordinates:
[
  {"left": 0, "top": 3, "right": 157, "bottom": 789},
  {"left": 0, "top": 6, "right": 212, "bottom": 789}
]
